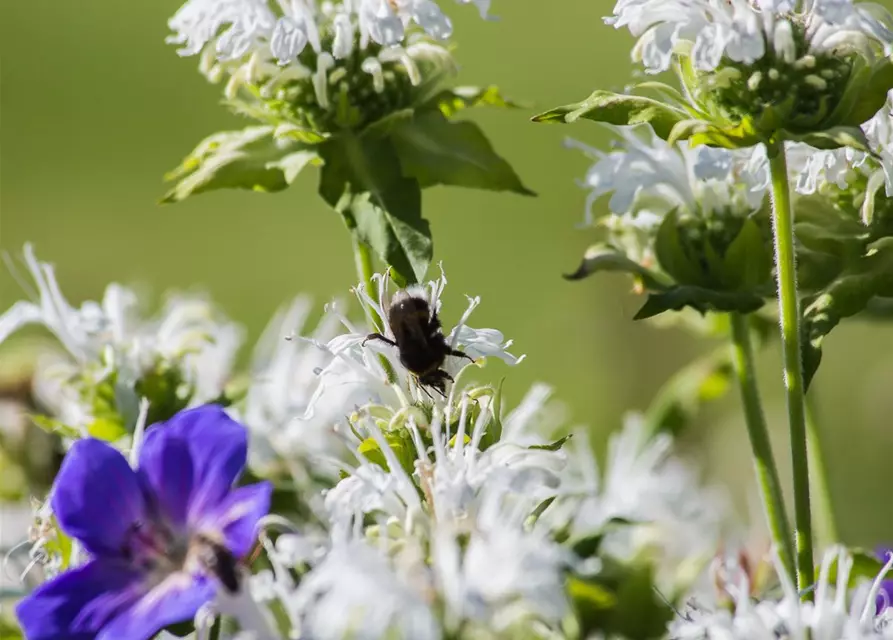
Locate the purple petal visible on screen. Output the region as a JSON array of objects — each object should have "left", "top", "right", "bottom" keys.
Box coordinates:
[
  {"left": 16, "top": 559, "right": 145, "bottom": 640},
  {"left": 51, "top": 439, "right": 147, "bottom": 557},
  {"left": 878, "top": 579, "right": 893, "bottom": 614},
  {"left": 99, "top": 574, "right": 214, "bottom": 640},
  {"left": 199, "top": 481, "right": 273, "bottom": 558},
  {"left": 139, "top": 405, "right": 247, "bottom": 526}
]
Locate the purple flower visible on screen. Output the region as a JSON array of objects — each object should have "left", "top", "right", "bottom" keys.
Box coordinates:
[
  {"left": 877, "top": 547, "right": 893, "bottom": 614},
  {"left": 16, "top": 404, "right": 272, "bottom": 640}
]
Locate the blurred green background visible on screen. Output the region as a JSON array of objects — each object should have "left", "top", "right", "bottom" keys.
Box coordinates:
[{"left": 1, "top": 1, "right": 892, "bottom": 546}]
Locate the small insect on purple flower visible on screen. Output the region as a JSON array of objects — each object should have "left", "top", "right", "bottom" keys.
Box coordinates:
[{"left": 15, "top": 404, "right": 272, "bottom": 640}]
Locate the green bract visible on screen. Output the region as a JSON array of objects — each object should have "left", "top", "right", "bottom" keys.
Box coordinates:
[
  {"left": 164, "top": 31, "right": 532, "bottom": 284},
  {"left": 535, "top": 14, "right": 893, "bottom": 153}
]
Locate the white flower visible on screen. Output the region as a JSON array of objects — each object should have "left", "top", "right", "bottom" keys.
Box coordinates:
[
  {"left": 168, "top": 0, "right": 484, "bottom": 109},
  {"left": 0, "top": 245, "right": 242, "bottom": 431},
  {"left": 240, "top": 296, "right": 377, "bottom": 483},
  {"left": 609, "top": 0, "right": 893, "bottom": 73},
  {"left": 793, "top": 91, "right": 893, "bottom": 222},
  {"left": 673, "top": 547, "right": 893, "bottom": 639},
  {"left": 293, "top": 538, "right": 441, "bottom": 640},
  {"left": 546, "top": 414, "right": 727, "bottom": 592},
  {"left": 303, "top": 265, "right": 523, "bottom": 414},
  {"left": 567, "top": 126, "right": 768, "bottom": 227},
  {"left": 303, "top": 388, "right": 571, "bottom": 636}
]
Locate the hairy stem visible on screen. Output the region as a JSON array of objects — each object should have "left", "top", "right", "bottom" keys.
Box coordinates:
[
  {"left": 729, "top": 313, "right": 796, "bottom": 580},
  {"left": 768, "top": 143, "right": 814, "bottom": 598}
]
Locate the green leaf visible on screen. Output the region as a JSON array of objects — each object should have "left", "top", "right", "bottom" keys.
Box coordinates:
[
  {"left": 786, "top": 126, "right": 873, "bottom": 153},
  {"left": 318, "top": 134, "right": 431, "bottom": 283},
  {"left": 635, "top": 286, "right": 765, "bottom": 320},
  {"left": 29, "top": 414, "right": 80, "bottom": 439},
  {"left": 427, "top": 85, "right": 526, "bottom": 118},
  {"left": 162, "top": 127, "right": 319, "bottom": 203},
  {"left": 86, "top": 417, "right": 127, "bottom": 442},
  {"left": 358, "top": 430, "right": 416, "bottom": 476},
  {"left": 568, "top": 561, "right": 673, "bottom": 640},
  {"left": 390, "top": 110, "right": 534, "bottom": 195},
  {"left": 654, "top": 209, "right": 706, "bottom": 287},
  {"left": 801, "top": 237, "right": 893, "bottom": 387},
  {"left": 827, "top": 548, "right": 887, "bottom": 589},
  {"left": 529, "top": 434, "right": 573, "bottom": 451},
  {"left": 532, "top": 90, "right": 686, "bottom": 140},
  {"left": 644, "top": 347, "right": 734, "bottom": 437},
  {"left": 563, "top": 244, "right": 670, "bottom": 291},
  {"left": 839, "top": 57, "right": 893, "bottom": 126},
  {"left": 721, "top": 217, "right": 772, "bottom": 290}
]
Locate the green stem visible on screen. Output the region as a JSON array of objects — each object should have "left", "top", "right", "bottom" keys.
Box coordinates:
[
  {"left": 729, "top": 313, "right": 796, "bottom": 581},
  {"left": 352, "top": 236, "right": 398, "bottom": 385},
  {"left": 806, "top": 393, "right": 838, "bottom": 545},
  {"left": 353, "top": 236, "right": 384, "bottom": 331},
  {"left": 768, "top": 143, "right": 814, "bottom": 598}
]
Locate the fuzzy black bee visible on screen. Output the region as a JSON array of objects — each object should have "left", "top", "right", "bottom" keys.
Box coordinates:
[
  {"left": 193, "top": 533, "right": 241, "bottom": 594},
  {"left": 362, "top": 286, "right": 474, "bottom": 397}
]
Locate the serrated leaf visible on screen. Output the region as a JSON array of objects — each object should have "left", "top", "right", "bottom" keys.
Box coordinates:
[
  {"left": 427, "top": 85, "right": 526, "bottom": 117},
  {"left": 532, "top": 90, "right": 686, "bottom": 140},
  {"left": 635, "top": 286, "right": 765, "bottom": 320},
  {"left": 563, "top": 244, "right": 670, "bottom": 290},
  {"left": 688, "top": 117, "right": 761, "bottom": 149},
  {"left": 162, "top": 127, "right": 318, "bottom": 203},
  {"left": 786, "top": 126, "right": 873, "bottom": 152},
  {"left": 319, "top": 134, "right": 431, "bottom": 283},
  {"left": 390, "top": 110, "right": 534, "bottom": 195},
  {"left": 529, "top": 433, "right": 572, "bottom": 451},
  {"left": 801, "top": 237, "right": 893, "bottom": 387}
]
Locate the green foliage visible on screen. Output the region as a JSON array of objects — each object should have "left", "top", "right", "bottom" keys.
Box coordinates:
[
  {"left": 319, "top": 133, "right": 430, "bottom": 283},
  {"left": 645, "top": 313, "right": 776, "bottom": 436},
  {"left": 390, "top": 111, "right": 534, "bottom": 195},
  {"left": 162, "top": 127, "right": 319, "bottom": 203},
  {"left": 634, "top": 286, "right": 764, "bottom": 319},
  {"left": 163, "top": 85, "right": 530, "bottom": 284},
  {"left": 801, "top": 237, "right": 893, "bottom": 387},
  {"left": 528, "top": 434, "right": 573, "bottom": 451},
  {"left": 567, "top": 560, "right": 673, "bottom": 640},
  {"left": 532, "top": 90, "right": 688, "bottom": 140},
  {"left": 826, "top": 548, "right": 888, "bottom": 589},
  {"left": 563, "top": 244, "right": 670, "bottom": 291},
  {"left": 427, "top": 85, "right": 526, "bottom": 117},
  {"left": 357, "top": 429, "right": 417, "bottom": 476}
]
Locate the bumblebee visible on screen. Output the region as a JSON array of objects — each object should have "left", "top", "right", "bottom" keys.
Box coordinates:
[
  {"left": 362, "top": 286, "right": 474, "bottom": 397},
  {"left": 193, "top": 533, "right": 241, "bottom": 594}
]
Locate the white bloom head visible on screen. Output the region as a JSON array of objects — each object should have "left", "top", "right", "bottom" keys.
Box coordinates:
[
  {"left": 547, "top": 414, "right": 727, "bottom": 595},
  {"left": 302, "top": 264, "right": 523, "bottom": 416},
  {"left": 167, "top": 0, "right": 478, "bottom": 133},
  {"left": 0, "top": 245, "right": 242, "bottom": 434},
  {"left": 673, "top": 546, "right": 893, "bottom": 639},
  {"left": 793, "top": 91, "right": 893, "bottom": 225},
  {"left": 609, "top": 0, "right": 893, "bottom": 74},
  {"left": 567, "top": 126, "right": 773, "bottom": 294}
]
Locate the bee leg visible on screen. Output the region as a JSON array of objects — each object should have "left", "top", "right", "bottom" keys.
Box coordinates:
[
  {"left": 448, "top": 348, "right": 475, "bottom": 363},
  {"left": 362, "top": 333, "right": 397, "bottom": 347},
  {"left": 418, "top": 382, "right": 435, "bottom": 401}
]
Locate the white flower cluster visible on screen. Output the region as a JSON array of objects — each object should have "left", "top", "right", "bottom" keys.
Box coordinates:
[
  {"left": 673, "top": 547, "right": 893, "bottom": 639},
  {"left": 167, "top": 0, "right": 487, "bottom": 107},
  {"left": 608, "top": 0, "right": 893, "bottom": 73},
  {"left": 794, "top": 91, "right": 893, "bottom": 219},
  {"left": 0, "top": 245, "right": 242, "bottom": 434},
  {"left": 567, "top": 126, "right": 768, "bottom": 227}
]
